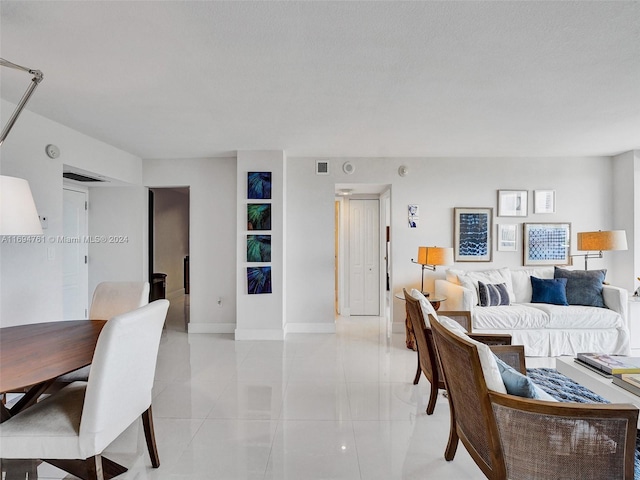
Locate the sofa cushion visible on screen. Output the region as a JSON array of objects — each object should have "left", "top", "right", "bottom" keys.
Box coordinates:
[
  {"left": 410, "top": 288, "right": 437, "bottom": 326},
  {"left": 437, "top": 316, "right": 507, "bottom": 394},
  {"left": 510, "top": 267, "right": 554, "bottom": 303},
  {"left": 455, "top": 267, "right": 516, "bottom": 305},
  {"left": 531, "top": 277, "right": 569, "bottom": 306},
  {"left": 473, "top": 304, "right": 551, "bottom": 330},
  {"left": 478, "top": 282, "right": 510, "bottom": 307},
  {"left": 528, "top": 303, "right": 625, "bottom": 329},
  {"left": 554, "top": 267, "right": 606, "bottom": 308}
]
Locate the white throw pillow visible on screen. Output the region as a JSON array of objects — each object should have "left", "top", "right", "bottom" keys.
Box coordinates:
[
  {"left": 510, "top": 267, "right": 554, "bottom": 303},
  {"left": 445, "top": 268, "right": 465, "bottom": 285},
  {"left": 436, "top": 316, "right": 507, "bottom": 394},
  {"left": 456, "top": 267, "right": 515, "bottom": 305},
  {"left": 410, "top": 289, "right": 437, "bottom": 326}
]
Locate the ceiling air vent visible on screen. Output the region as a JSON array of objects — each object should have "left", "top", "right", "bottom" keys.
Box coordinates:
[
  {"left": 63, "top": 172, "right": 106, "bottom": 182},
  {"left": 316, "top": 160, "right": 329, "bottom": 175}
]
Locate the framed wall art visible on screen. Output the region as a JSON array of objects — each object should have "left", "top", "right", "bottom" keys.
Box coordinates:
[
  {"left": 523, "top": 222, "right": 571, "bottom": 266},
  {"left": 497, "top": 224, "right": 518, "bottom": 252},
  {"left": 534, "top": 190, "right": 556, "bottom": 214},
  {"left": 247, "top": 203, "right": 271, "bottom": 230},
  {"left": 247, "top": 266, "right": 272, "bottom": 294},
  {"left": 498, "top": 190, "right": 528, "bottom": 217},
  {"left": 247, "top": 171, "right": 272, "bottom": 199},
  {"left": 454, "top": 207, "right": 493, "bottom": 262},
  {"left": 247, "top": 235, "right": 271, "bottom": 262}
]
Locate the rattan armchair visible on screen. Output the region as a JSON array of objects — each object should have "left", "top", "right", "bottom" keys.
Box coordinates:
[
  {"left": 403, "top": 289, "right": 518, "bottom": 415},
  {"left": 430, "top": 315, "right": 639, "bottom": 480}
]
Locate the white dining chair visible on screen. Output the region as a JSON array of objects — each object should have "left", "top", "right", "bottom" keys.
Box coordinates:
[
  {"left": 0, "top": 299, "right": 170, "bottom": 480},
  {"left": 56, "top": 281, "right": 150, "bottom": 384}
]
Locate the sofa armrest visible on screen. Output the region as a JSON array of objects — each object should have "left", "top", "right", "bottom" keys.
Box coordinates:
[
  {"left": 602, "top": 284, "right": 628, "bottom": 321},
  {"left": 435, "top": 279, "right": 475, "bottom": 311}
]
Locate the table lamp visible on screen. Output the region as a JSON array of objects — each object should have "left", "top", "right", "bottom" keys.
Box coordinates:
[
  {"left": 0, "top": 175, "right": 43, "bottom": 235},
  {"left": 411, "top": 246, "right": 454, "bottom": 294},
  {"left": 574, "top": 230, "right": 627, "bottom": 270}
]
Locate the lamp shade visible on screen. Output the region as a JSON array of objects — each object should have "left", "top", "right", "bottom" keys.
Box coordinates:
[
  {"left": 0, "top": 175, "right": 43, "bottom": 235},
  {"left": 417, "top": 246, "right": 454, "bottom": 266},
  {"left": 577, "top": 230, "right": 627, "bottom": 252}
]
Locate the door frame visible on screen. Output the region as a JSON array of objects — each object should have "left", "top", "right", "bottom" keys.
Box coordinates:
[
  {"left": 336, "top": 187, "right": 390, "bottom": 318},
  {"left": 62, "top": 185, "right": 89, "bottom": 319}
]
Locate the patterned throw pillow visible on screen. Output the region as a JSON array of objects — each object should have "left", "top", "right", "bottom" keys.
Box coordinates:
[{"left": 478, "top": 282, "right": 510, "bottom": 307}]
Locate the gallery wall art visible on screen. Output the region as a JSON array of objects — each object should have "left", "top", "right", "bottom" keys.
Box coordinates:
[
  {"left": 454, "top": 207, "right": 493, "bottom": 262},
  {"left": 247, "top": 266, "right": 272, "bottom": 294},
  {"left": 247, "top": 203, "right": 271, "bottom": 230},
  {"left": 247, "top": 235, "right": 271, "bottom": 262},
  {"left": 523, "top": 222, "right": 571, "bottom": 266},
  {"left": 248, "top": 171, "right": 272, "bottom": 199}
]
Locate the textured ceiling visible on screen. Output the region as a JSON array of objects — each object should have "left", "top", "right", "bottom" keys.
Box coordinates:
[{"left": 1, "top": 1, "right": 639, "bottom": 159}]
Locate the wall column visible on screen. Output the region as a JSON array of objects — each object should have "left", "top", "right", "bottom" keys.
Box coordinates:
[{"left": 235, "top": 151, "right": 286, "bottom": 340}]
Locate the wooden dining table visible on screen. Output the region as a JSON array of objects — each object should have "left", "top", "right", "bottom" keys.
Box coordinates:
[{"left": 0, "top": 319, "right": 127, "bottom": 479}]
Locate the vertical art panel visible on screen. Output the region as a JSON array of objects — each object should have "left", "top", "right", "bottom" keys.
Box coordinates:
[
  {"left": 247, "top": 235, "right": 271, "bottom": 262},
  {"left": 247, "top": 204, "right": 271, "bottom": 230},
  {"left": 247, "top": 266, "right": 272, "bottom": 294},
  {"left": 247, "top": 172, "right": 272, "bottom": 199},
  {"left": 454, "top": 207, "right": 493, "bottom": 262}
]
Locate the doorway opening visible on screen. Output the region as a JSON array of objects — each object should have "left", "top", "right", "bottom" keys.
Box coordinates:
[
  {"left": 149, "top": 187, "right": 190, "bottom": 331},
  {"left": 335, "top": 184, "right": 391, "bottom": 327}
]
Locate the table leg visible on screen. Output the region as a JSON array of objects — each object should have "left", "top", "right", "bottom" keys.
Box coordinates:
[{"left": 46, "top": 457, "right": 127, "bottom": 480}]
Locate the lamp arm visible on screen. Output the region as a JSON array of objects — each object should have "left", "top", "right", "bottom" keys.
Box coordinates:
[
  {"left": 569, "top": 251, "right": 603, "bottom": 270},
  {"left": 411, "top": 259, "right": 436, "bottom": 294},
  {"left": 0, "top": 58, "right": 44, "bottom": 146}
]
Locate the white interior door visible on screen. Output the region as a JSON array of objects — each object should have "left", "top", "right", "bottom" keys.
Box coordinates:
[
  {"left": 63, "top": 188, "right": 88, "bottom": 319},
  {"left": 349, "top": 199, "right": 380, "bottom": 315}
]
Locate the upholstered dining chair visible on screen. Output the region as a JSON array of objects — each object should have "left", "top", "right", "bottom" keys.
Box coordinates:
[
  {"left": 403, "top": 289, "right": 514, "bottom": 415},
  {"left": 429, "top": 313, "right": 639, "bottom": 480},
  {"left": 0, "top": 299, "right": 170, "bottom": 480},
  {"left": 56, "top": 281, "right": 150, "bottom": 384}
]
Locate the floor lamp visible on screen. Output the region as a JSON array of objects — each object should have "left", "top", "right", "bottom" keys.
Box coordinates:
[
  {"left": 573, "top": 230, "right": 627, "bottom": 270},
  {"left": 0, "top": 58, "right": 44, "bottom": 235},
  {"left": 411, "top": 246, "right": 454, "bottom": 295}
]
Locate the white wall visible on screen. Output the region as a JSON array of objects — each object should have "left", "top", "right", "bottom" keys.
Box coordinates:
[
  {"left": 612, "top": 150, "right": 638, "bottom": 291},
  {"left": 0, "top": 100, "right": 143, "bottom": 327},
  {"left": 286, "top": 156, "right": 626, "bottom": 331},
  {"left": 152, "top": 188, "right": 189, "bottom": 297},
  {"left": 143, "top": 157, "right": 237, "bottom": 333},
  {"left": 88, "top": 186, "right": 148, "bottom": 299}
]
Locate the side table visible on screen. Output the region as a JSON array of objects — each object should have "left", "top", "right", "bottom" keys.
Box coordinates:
[{"left": 396, "top": 292, "right": 446, "bottom": 350}]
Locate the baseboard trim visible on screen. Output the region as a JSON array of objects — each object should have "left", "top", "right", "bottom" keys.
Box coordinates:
[
  {"left": 285, "top": 322, "right": 336, "bottom": 334},
  {"left": 234, "top": 328, "right": 285, "bottom": 340},
  {"left": 188, "top": 322, "right": 235, "bottom": 334}
]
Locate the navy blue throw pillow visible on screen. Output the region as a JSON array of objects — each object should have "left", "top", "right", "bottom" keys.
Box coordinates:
[
  {"left": 553, "top": 267, "right": 606, "bottom": 307},
  {"left": 530, "top": 276, "right": 569, "bottom": 306}
]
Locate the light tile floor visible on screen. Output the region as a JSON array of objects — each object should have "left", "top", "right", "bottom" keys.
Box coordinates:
[{"left": 20, "top": 296, "right": 554, "bottom": 479}]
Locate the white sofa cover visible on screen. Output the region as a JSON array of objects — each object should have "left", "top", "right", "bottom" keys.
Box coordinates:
[{"left": 435, "top": 267, "right": 630, "bottom": 357}]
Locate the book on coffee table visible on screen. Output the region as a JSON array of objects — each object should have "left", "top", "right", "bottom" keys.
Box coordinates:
[
  {"left": 575, "top": 353, "right": 640, "bottom": 376},
  {"left": 612, "top": 374, "right": 640, "bottom": 397}
]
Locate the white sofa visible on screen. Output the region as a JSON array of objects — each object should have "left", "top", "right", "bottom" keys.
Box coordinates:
[{"left": 435, "top": 267, "right": 630, "bottom": 357}]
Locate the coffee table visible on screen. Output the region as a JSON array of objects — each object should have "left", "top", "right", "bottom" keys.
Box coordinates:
[{"left": 556, "top": 356, "right": 640, "bottom": 426}]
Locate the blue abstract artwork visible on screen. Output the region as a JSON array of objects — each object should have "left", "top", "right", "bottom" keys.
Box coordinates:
[
  {"left": 248, "top": 172, "right": 272, "bottom": 199},
  {"left": 247, "top": 266, "right": 272, "bottom": 294},
  {"left": 454, "top": 208, "right": 493, "bottom": 262},
  {"left": 459, "top": 213, "right": 489, "bottom": 256},
  {"left": 524, "top": 223, "right": 570, "bottom": 265}
]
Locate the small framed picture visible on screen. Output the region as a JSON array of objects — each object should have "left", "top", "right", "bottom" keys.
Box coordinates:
[
  {"left": 498, "top": 190, "right": 528, "bottom": 217},
  {"left": 534, "top": 190, "right": 556, "bottom": 214},
  {"left": 408, "top": 204, "right": 419, "bottom": 228},
  {"left": 497, "top": 224, "right": 518, "bottom": 252},
  {"left": 523, "top": 222, "right": 571, "bottom": 266},
  {"left": 454, "top": 207, "right": 493, "bottom": 262}
]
